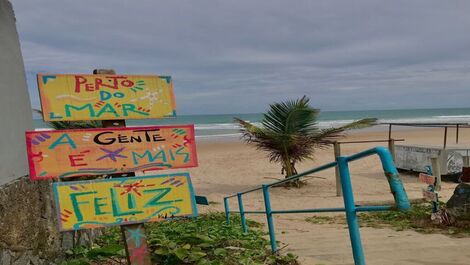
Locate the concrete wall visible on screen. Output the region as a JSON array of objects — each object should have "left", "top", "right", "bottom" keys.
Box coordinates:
[{"left": 0, "top": 0, "right": 33, "bottom": 185}]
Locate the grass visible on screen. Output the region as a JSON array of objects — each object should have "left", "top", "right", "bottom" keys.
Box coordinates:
[
  {"left": 305, "top": 203, "right": 470, "bottom": 237},
  {"left": 62, "top": 212, "right": 298, "bottom": 265}
]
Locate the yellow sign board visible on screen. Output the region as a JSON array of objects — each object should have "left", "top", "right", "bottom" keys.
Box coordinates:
[
  {"left": 37, "top": 74, "right": 176, "bottom": 121},
  {"left": 26, "top": 125, "right": 198, "bottom": 180},
  {"left": 53, "top": 173, "right": 197, "bottom": 231}
]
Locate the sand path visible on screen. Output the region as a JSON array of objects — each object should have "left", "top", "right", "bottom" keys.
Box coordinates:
[{"left": 180, "top": 127, "right": 470, "bottom": 264}]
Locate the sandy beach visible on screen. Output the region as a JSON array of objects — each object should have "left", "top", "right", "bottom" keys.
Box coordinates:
[{"left": 182, "top": 126, "right": 470, "bottom": 265}]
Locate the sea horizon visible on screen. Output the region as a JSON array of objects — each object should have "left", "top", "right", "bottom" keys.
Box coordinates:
[{"left": 33, "top": 107, "right": 470, "bottom": 138}]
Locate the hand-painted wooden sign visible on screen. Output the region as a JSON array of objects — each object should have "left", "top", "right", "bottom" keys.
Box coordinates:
[
  {"left": 53, "top": 173, "right": 197, "bottom": 231},
  {"left": 37, "top": 74, "right": 176, "bottom": 121},
  {"left": 418, "top": 173, "right": 436, "bottom": 185},
  {"left": 26, "top": 125, "right": 197, "bottom": 180},
  {"left": 422, "top": 188, "right": 438, "bottom": 202}
]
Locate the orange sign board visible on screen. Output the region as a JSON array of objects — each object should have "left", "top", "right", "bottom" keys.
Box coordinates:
[
  {"left": 53, "top": 173, "right": 197, "bottom": 231},
  {"left": 26, "top": 125, "right": 197, "bottom": 180},
  {"left": 418, "top": 173, "right": 436, "bottom": 185},
  {"left": 37, "top": 74, "right": 176, "bottom": 121}
]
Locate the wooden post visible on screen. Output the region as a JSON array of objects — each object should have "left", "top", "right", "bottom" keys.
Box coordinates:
[
  {"left": 333, "top": 142, "right": 342, "bottom": 196},
  {"left": 388, "top": 138, "right": 396, "bottom": 162},
  {"left": 456, "top": 124, "right": 460, "bottom": 144},
  {"left": 431, "top": 157, "right": 441, "bottom": 191},
  {"left": 388, "top": 124, "right": 392, "bottom": 140},
  {"left": 95, "top": 69, "right": 152, "bottom": 265},
  {"left": 443, "top": 126, "right": 448, "bottom": 149},
  {"left": 463, "top": 155, "right": 470, "bottom": 167}
]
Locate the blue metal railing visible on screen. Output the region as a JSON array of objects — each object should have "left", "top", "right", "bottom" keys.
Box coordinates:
[{"left": 223, "top": 146, "right": 410, "bottom": 265}]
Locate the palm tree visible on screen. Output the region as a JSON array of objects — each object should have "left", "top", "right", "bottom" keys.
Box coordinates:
[{"left": 235, "top": 96, "right": 376, "bottom": 182}]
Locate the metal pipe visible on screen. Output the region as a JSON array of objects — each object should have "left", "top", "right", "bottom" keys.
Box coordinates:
[
  {"left": 240, "top": 211, "right": 266, "bottom": 214},
  {"left": 232, "top": 205, "right": 392, "bottom": 215},
  {"left": 456, "top": 124, "right": 460, "bottom": 144},
  {"left": 272, "top": 207, "right": 347, "bottom": 214},
  {"left": 355, "top": 205, "right": 392, "bottom": 212},
  {"left": 237, "top": 193, "right": 248, "bottom": 233},
  {"left": 223, "top": 197, "right": 231, "bottom": 225},
  {"left": 267, "top": 161, "right": 337, "bottom": 188},
  {"left": 337, "top": 156, "right": 365, "bottom": 265},
  {"left": 226, "top": 147, "right": 410, "bottom": 212},
  {"left": 347, "top": 147, "right": 410, "bottom": 211},
  {"left": 262, "top": 184, "right": 277, "bottom": 252}
]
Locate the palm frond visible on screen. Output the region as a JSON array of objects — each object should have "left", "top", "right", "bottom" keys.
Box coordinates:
[
  {"left": 307, "top": 118, "right": 378, "bottom": 149},
  {"left": 263, "top": 96, "right": 319, "bottom": 135},
  {"left": 334, "top": 118, "right": 377, "bottom": 130},
  {"left": 235, "top": 96, "right": 377, "bottom": 178}
]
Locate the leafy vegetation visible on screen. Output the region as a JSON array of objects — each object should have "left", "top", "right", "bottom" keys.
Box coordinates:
[
  {"left": 235, "top": 96, "right": 376, "bottom": 181},
  {"left": 305, "top": 203, "right": 470, "bottom": 237},
  {"left": 62, "top": 213, "right": 298, "bottom": 265},
  {"left": 34, "top": 109, "right": 102, "bottom": 129}
]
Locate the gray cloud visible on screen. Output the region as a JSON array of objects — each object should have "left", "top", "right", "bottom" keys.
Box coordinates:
[{"left": 12, "top": 0, "right": 470, "bottom": 114}]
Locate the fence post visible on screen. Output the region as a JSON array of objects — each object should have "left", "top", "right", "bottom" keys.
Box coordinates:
[
  {"left": 388, "top": 138, "right": 396, "bottom": 162},
  {"left": 333, "top": 142, "right": 343, "bottom": 196},
  {"left": 431, "top": 157, "right": 441, "bottom": 191},
  {"left": 463, "top": 155, "right": 470, "bottom": 167},
  {"left": 237, "top": 193, "right": 248, "bottom": 233},
  {"left": 262, "top": 184, "right": 277, "bottom": 253},
  {"left": 337, "top": 156, "right": 366, "bottom": 265},
  {"left": 224, "top": 197, "right": 231, "bottom": 225}
]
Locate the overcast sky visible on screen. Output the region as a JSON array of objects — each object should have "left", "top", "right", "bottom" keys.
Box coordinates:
[{"left": 12, "top": 0, "right": 470, "bottom": 114}]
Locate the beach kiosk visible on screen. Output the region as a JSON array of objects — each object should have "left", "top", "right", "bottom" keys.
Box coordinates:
[{"left": 386, "top": 122, "right": 470, "bottom": 181}]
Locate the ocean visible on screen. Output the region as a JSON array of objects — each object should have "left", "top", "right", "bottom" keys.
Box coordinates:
[{"left": 33, "top": 108, "right": 470, "bottom": 138}]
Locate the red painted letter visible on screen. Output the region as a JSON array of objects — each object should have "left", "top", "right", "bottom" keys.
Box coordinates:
[
  {"left": 74, "top": 75, "right": 87, "bottom": 93},
  {"left": 69, "top": 153, "right": 88, "bottom": 167}
]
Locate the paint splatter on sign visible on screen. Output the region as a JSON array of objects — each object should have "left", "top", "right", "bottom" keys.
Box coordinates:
[
  {"left": 53, "top": 173, "right": 197, "bottom": 231},
  {"left": 26, "top": 125, "right": 197, "bottom": 180},
  {"left": 122, "top": 224, "right": 152, "bottom": 265},
  {"left": 37, "top": 74, "right": 176, "bottom": 121}
]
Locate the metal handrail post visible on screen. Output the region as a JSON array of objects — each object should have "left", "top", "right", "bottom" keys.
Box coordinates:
[
  {"left": 262, "top": 184, "right": 277, "bottom": 252},
  {"left": 224, "top": 197, "right": 231, "bottom": 225},
  {"left": 347, "top": 147, "right": 410, "bottom": 211},
  {"left": 337, "top": 156, "right": 365, "bottom": 265},
  {"left": 237, "top": 193, "right": 248, "bottom": 233}
]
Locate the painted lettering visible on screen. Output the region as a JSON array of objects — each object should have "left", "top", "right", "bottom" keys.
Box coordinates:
[
  {"left": 94, "top": 197, "right": 109, "bottom": 215},
  {"left": 68, "top": 153, "right": 87, "bottom": 167},
  {"left": 70, "top": 191, "right": 97, "bottom": 222},
  {"left": 96, "top": 103, "right": 119, "bottom": 118},
  {"left": 110, "top": 188, "right": 143, "bottom": 217},
  {"left": 143, "top": 188, "right": 181, "bottom": 208},
  {"left": 122, "top": 104, "right": 149, "bottom": 117},
  {"left": 132, "top": 150, "right": 167, "bottom": 165},
  {"left": 74, "top": 75, "right": 87, "bottom": 93},
  {"left": 53, "top": 174, "right": 196, "bottom": 230},
  {"left": 65, "top": 104, "right": 95, "bottom": 118},
  {"left": 49, "top": 133, "right": 77, "bottom": 150}
]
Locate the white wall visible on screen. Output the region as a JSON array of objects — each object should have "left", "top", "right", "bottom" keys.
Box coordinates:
[{"left": 0, "top": 0, "right": 34, "bottom": 185}]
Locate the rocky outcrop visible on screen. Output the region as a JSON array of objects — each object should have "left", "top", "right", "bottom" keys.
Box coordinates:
[
  {"left": 446, "top": 183, "right": 470, "bottom": 220},
  {"left": 0, "top": 176, "right": 61, "bottom": 264}
]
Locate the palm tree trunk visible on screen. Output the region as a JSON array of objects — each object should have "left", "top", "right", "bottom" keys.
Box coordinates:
[{"left": 283, "top": 157, "right": 294, "bottom": 178}]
